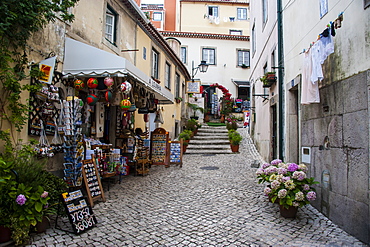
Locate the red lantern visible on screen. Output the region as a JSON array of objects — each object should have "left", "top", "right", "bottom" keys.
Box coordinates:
[
  {"left": 86, "top": 94, "right": 99, "bottom": 106},
  {"left": 120, "top": 99, "right": 131, "bottom": 110},
  {"left": 74, "top": 79, "right": 85, "bottom": 90},
  {"left": 105, "top": 91, "right": 112, "bottom": 102}
]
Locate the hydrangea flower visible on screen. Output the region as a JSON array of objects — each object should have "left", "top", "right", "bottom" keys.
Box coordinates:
[
  {"left": 262, "top": 163, "right": 271, "bottom": 169},
  {"left": 264, "top": 187, "right": 272, "bottom": 195},
  {"left": 278, "top": 189, "right": 287, "bottom": 198},
  {"left": 295, "top": 191, "right": 305, "bottom": 201},
  {"left": 284, "top": 180, "right": 296, "bottom": 190},
  {"left": 41, "top": 191, "right": 49, "bottom": 198},
  {"left": 16, "top": 194, "right": 27, "bottom": 206},
  {"left": 306, "top": 191, "right": 317, "bottom": 201},
  {"left": 282, "top": 176, "right": 291, "bottom": 182},
  {"left": 271, "top": 159, "right": 282, "bottom": 165},
  {"left": 287, "top": 163, "right": 299, "bottom": 172},
  {"left": 277, "top": 167, "right": 287, "bottom": 175},
  {"left": 298, "top": 164, "right": 308, "bottom": 172},
  {"left": 292, "top": 171, "right": 306, "bottom": 181},
  {"left": 256, "top": 168, "right": 264, "bottom": 176},
  {"left": 292, "top": 201, "right": 300, "bottom": 207},
  {"left": 271, "top": 180, "right": 281, "bottom": 189},
  {"left": 303, "top": 184, "right": 310, "bottom": 191},
  {"left": 269, "top": 174, "right": 277, "bottom": 181}
]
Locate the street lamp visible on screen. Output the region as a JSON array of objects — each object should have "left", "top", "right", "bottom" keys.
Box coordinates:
[{"left": 191, "top": 60, "right": 209, "bottom": 81}]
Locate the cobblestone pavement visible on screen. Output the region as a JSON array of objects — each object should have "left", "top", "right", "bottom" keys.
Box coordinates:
[{"left": 26, "top": 128, "right": 367, "bottom": 247}]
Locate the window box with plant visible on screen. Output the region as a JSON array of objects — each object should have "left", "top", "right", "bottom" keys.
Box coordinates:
[{"left": 261, "top": 72, "right": 277, "bottom": 88}]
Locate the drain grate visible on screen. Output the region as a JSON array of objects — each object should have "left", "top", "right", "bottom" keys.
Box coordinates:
[{"left": 200, "top": 166, "right": 219, "bottom": 170}]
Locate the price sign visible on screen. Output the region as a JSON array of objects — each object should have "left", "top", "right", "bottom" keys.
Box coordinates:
[
  {"left": 150, "top": 128, "right": 169, "bottom": 165},
  {"left": 82, "top": 159, "right": 106, "bottom": 207},
  {"left": 61, "top": 190, "right": 97, "bottom": 234},
  {"left": 169, "top": 141, "right": 182, "bottom": 166}
]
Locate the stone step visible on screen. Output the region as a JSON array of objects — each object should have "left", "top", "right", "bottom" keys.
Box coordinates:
[
  {"left": 196, "top": 131, "right": 228, "bottom": 136},
  {"left": 192, "top": 135, "right": 229, "bottom": 140},
  {"left": 184, "top": 149, "right": 233, "bottom": 154},
  {"left": 189, "top": 139, "right": 230, "bottom": 145},
  {"left": 187, "top": 144, "right": 231, "bottom": 150}
]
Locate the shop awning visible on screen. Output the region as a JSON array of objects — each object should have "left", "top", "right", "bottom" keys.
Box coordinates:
[
  {"left": 233, "top": 80, "right": 250, "bottom": 87},
  {"left": 62, "top": 38, "right": 174, "bottom": 104}
]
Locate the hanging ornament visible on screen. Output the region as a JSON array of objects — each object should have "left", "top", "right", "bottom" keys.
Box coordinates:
[
  {"left": 86, "top": 94, "right": 99, "bottom": 106},
  {"left": 120, "top": 99, "right": 131, "bottom": 110},
  {"left": 74, "top": 79, "right": 85, "bottom": 90},
  {"left": 87, "top": 77, "right": 98, "bottom": 89},
  {"left": 104, "top": 77, "right": 114, "bottom": 88},
  {"left": 121, "top": 81, "right": 132, "bottom": 94},
  {"left": 120, "top": 82, "right": 126, "bottom": 92},
  {"left": 105, "top": 91, "right": 112, "bottom": 102}
]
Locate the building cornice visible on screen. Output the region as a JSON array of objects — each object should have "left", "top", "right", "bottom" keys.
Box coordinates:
[
  {"left": 181, "top": 0, "right": 249, "bottom": 6},
  {"left": 160, "top": 31, "right": 250, "bottom": 41}
]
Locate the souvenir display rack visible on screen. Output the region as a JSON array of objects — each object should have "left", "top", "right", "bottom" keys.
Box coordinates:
[
  {"left": 169, "top": 140, "right": 183, "bottom": 167},
  {"left": 150, "top": 128, "right": 169, "bottom": 166},
  {"left": 134, "top": 132, "right": 151, "bottom": 176}
]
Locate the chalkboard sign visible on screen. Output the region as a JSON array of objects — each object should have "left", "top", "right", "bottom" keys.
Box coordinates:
[
  {"left": 169, "top": 140, "right": 182, "bottom": 166},
  {"left": 150, "top": 128, "right": 169, "bottom": 165},
  {"left": 82, "top": 159, "right": 106, "bottom": 207},
  {"left": 61, "top": 190, "right": 97, "bottom": 234}
]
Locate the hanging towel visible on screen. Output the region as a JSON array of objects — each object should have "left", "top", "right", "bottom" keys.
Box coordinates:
[{"left": 301, "top": 50, "right": 320, "bottom": 104}]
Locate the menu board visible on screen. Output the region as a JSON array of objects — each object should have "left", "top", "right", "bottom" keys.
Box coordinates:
[
  {"left": 150, "top": 128, "right": 169, "bottom": 165},
  {"left": 82, "top": 159, "right": 106, "bottom": 207},
  {"left": 61, "top": 190, "right": 97, "bottom": 234},
  {"left": 169, "top": 141, "right": 182, "bottom": 166}
]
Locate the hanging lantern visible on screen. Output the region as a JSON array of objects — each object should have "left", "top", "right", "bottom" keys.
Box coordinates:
[
  {"left": 104, "top": 77, "right": 114, "bottom": 88},
  {"left": 120, "top": 99, "right": 131, "bottom": 110},
  {"left": 74, "top": 79, "right": 85, "bottom": 90},
  {"left": 105, "top": 91, "right": 112, "bottom": 102},
  {"left": 120, "top": 82, "right": 126, "bottom": 92},
  {"left": 121, "top": 81, "right": 132, "bottom": 94},
  {"left": 86, "top": 94, "right": 99, "bottom": 106},
  {"left": 87, "top": 77, "right": 98, "bottom": 89}
]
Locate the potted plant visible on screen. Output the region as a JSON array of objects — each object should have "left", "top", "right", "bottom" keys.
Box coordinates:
[
  {"left": 226, "top": 116, "right": 238, "bottom": 130},
  {"left": 179, "top": 130, "right": 191, "bottom": 153},
  {"left": 256, "top": 159, "right": 319, "bottom": 218},
  {"left": 228, "top": 130, "right": 242, "bottom": 152},
  {"left": 261, "top": 72, "right": 277, "bottom": 88},
  {"left": 186, "top": 102, "right": 204, "bottom": 120},
  {"left": 175, "top": 97, "right": 183, "bottom": 104}
]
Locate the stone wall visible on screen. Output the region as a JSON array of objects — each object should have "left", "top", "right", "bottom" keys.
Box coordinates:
[{"left": 301, "top": 70, "right": 369, "bottom": 244}]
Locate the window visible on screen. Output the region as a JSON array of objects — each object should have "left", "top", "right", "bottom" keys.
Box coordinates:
[
  {"left": 181, "top": 47, "right": 187, "bottom": 64},
  {"left": 271, "top": 49, "right": 276, "bottom": 68},
  {"left": 319, "top": 0, "right": 328, "bottom": 18},
  {"left": 208, "top": 6, "right": 219, "bottom": 17},
  {"left": 175, "top": 73, "right": 180, "bottom": 98},
  {"left": 365, "top": 0, "right": 370, "bottom": 9},
  {"left": 105, "top": 6, "right": 117, "bottom": 43},
  {"left": 237, "top": 8, "right": 247, "bottom": 20},
  {"left": 230, "top": 30, "right": 242, "bottom": 35},
  {"left": 143, "top": 47, "right": 147, "bottom": 60},
  {"left": 252, "top": 24, "right": 256, "bottom": 56},
  {"left": 152, "top": 49, "right": 159, "bottom": 79},
  {"left": 165, "top": 62, "right": 171, "bottom": 89},
  {"left": 153, "top": 12, "right": 162, "bottom": 21},
  {"left": 262, "top": 0, "right": 268, "bottom": 24},
  {"left": 238, "top": 50, "right": 250, "bottom": 67},
  {"left": 202, "top": 48, "right": 216, "bottom": 65}
]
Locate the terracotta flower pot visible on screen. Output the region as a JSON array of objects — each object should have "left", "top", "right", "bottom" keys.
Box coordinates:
[
  {"left": 36, "top": 216, "right": 50, "bottom": 233},
  {"left": 0, "top": 225, "right": 11, "bottom": 243},
  {"left": 279, "top": 205, "right": 298, "bottom": 218},
  {"left": 230, "top": 144, "right": 239, "bottom": 152}
]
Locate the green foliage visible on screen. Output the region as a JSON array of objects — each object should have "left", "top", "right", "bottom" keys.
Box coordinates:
[
  {"left": 186, "top": 102, "right": 204, "bottom": 117},
  {"left": 185, "top": 119, "right": 199, "bottom": 132},
  {"left": 179, "top": 130, "right": 192, "bottom": 141},
  {"left": 228, "top": 130, "right": 242, "bottom": 145},
  {"left": 0, "top": 0, "right": 79, "bottom": 143}
]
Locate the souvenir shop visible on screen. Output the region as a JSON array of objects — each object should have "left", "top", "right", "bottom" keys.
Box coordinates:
[{"left": 28, "top": 38, "right": 181, "bottom": 197}]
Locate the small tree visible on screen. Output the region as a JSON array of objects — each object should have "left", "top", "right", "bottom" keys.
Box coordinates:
[{"left": 186, "top": 102, "right": 204, "bottom": 118}]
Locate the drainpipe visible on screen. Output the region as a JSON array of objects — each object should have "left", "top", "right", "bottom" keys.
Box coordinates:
[{"left": 277, "top": 0, "right": 284, "bottom": 160}]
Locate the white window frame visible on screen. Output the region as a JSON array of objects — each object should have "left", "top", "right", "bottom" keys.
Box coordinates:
[
  {"left": 153, "top": 12, "right": 163, "bottom": 21},
  {"left": 262, "top": 0, "right": 268, "bottom": 24},
  {"left": 165, "top": 62, "right": 171, "bottom": 89},
  {"left": 152, "top": 49, "right": 159, "bottom": 79},
  {"left": 105, "top": 6, "right": 117, "bottom": 44},
  {"left": 238, "top": 50, "right": 250, "bottom": 67},
  {"left": 230, "top": 30, "right": 242, "bottom": 35},
  {"left": 181, "top": 47, "right": 187, "bottom": 64},
  {"left": 252, "top": 24, "right": 256, "bottom": 56},
  {"left": 175, "top": 73, "right": 180, "bottom": 98},
  {"left": 237, "top": 8, "right": 247, "bottom": 20},
  {"left": 202, "top": 48, "right": 216, "bottom": 65}
]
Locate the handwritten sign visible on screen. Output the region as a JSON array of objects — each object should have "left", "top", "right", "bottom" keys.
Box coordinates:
[
  {"left": 82, "top": 159, "right": 106, "bottom": 207},
  {"left": 61, "top": 190, "right": 97, "bottom": 234},
  {"left": 150, "top": 128, "right": 169, "bottom": 165}
]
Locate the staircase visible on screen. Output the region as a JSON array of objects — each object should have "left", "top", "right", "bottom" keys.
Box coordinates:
[{"left": 184, "top": 125, "right": 233, "bottom": 154}]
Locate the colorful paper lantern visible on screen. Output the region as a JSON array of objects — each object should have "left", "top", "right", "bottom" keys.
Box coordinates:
[
  {"left": 104, "top": 77, "right": 114, "bottom": 88},
  {"left": 86, "top": 94, "right": 99, "bottom": 106},
  {"left": 121, "top": 81, "right": 132, "bottom": 93},
  {"left": 120, "top": 82, "right": 126, "bottom": 92},
  {"left": 87, "top": 78, "right": 98, "bottom": 89},
  {"left": 105, "top": 91, "right": 112, "bottom": 102},
  {"left": 74, "top": 79, "right": 85, "bottom": 90},
  {"left": 120, "top": 99, "right": 131, "bottom": 110}
]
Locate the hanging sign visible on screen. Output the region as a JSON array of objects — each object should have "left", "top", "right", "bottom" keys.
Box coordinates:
[
  {"left": 39, "top": 56, "right": 56, "bottom": 84},
  {"left": 82, "top": 159, "right": 106, "bottom": 207},
  {"left": 61, "top": 190, "right": 97, "bottom": 234},
  {"left": 187, "top": 79, "right": 201, "bottom": 93},
  {"left": 150, "top": 128, "right": 169, "bottom": 165}
]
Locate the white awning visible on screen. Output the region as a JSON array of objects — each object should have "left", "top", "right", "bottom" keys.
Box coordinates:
[{"left": 62, "top": 38, "right": 174, "bottom": 104}]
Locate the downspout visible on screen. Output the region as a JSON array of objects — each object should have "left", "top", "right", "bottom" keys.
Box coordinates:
[{"left": 277, "top": 0, "right": 284, "bottom": 160}]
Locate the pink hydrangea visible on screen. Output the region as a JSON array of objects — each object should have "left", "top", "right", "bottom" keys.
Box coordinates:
[
  {"left": 306, "top": 191, "right": 317, "bottom": 201},
  {"left": 303, "top": 184, "right": 310, "bottom": 191},
  {"left": 271, "top": 159, "right": 282, "bottom": 165},
  {"left": 16, "top": 194, "right": 27, "bottom": 206},
  {"left": 41, "top": 191, "right": 49, "bottom": 198},
  {"left": 292, "top": 171, "right": 306, "bottom": 181},
  {"left": 287, "top": 163, "right": 299, "bottom": 172},
  {"left": 278, "top": 189, "right": 287, "bottom": 198},
  {"left": 277, "top": 167, "right": 287, "bottom": 175},
  {"left": 262, "top": 163, "right": 271, "bottom": 169},
  {"left": 264, "top": 187, "right": 272, "bottom": 195}
]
